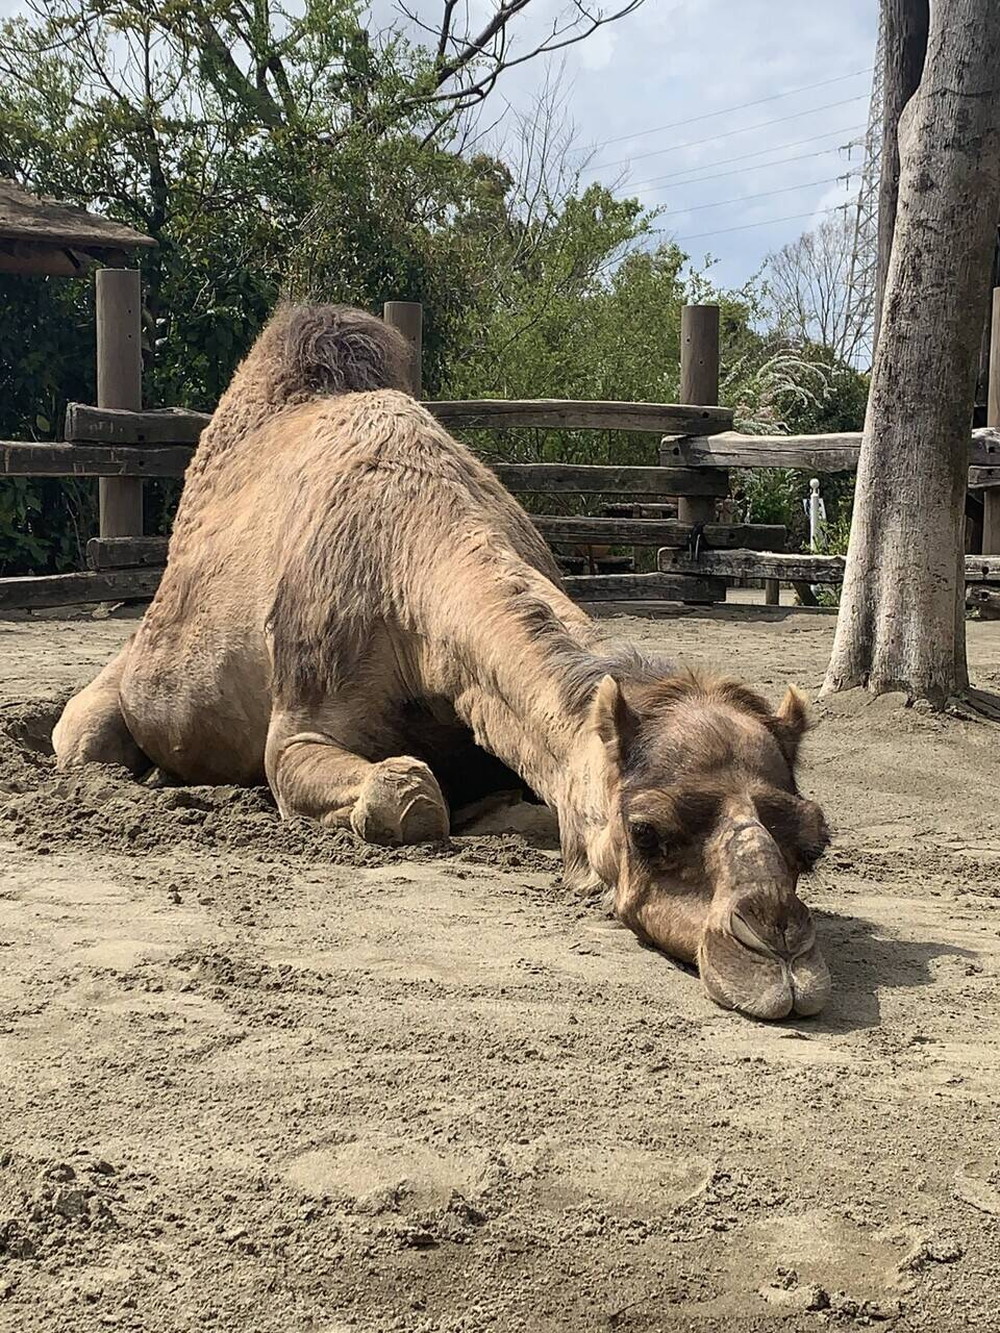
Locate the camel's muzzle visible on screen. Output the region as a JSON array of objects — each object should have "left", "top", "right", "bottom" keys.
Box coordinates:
[
  {"left": 698, "top": 895, "right": 831, "bottom": 1020},
  {"left": 698, "top": 821, "right": 831, "bottom": 1020}
]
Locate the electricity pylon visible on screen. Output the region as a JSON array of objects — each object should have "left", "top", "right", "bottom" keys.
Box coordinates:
[{"left": 843, "top": 18, "right": 885, "bottom": 369}]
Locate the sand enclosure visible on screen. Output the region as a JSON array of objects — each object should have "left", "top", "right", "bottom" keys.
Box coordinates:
[{"left": 1, "top": 607, "right": 999, "bottom": 1331}]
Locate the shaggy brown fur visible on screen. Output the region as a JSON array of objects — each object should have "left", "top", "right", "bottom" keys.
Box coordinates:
[
  {"left": 53, "top": 303, "right": 831, "bottom": 1021},
  {"left": 196, "top": 303, "right": 411, "bottom": 458}
]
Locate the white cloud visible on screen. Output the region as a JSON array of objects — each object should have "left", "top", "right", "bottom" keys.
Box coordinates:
[
  {"left": 486, "top": 0, "right": 878, "bottom": 286},
  {"left": 575, "top": 23, "right": 617, "bottom": 72}
]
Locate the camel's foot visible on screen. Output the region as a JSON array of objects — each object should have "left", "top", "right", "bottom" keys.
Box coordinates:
[{"left": 346, "top": 758, "right": 449, "bottom": 846}]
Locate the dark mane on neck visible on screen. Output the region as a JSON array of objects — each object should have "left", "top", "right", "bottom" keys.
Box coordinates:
[
  {"left": 557, "top": 640, "right": 679, "bottom": 715},
  {"left": 556, "top": 648, "right": 781, "bottom": 731}
]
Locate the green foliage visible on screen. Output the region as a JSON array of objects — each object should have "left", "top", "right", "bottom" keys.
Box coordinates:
[
  {"left": 724, "top": 340, "right": 868, "bottom": 436},
  {"left": 0, "top": 0, "right": 869, "bottom": 575},
  {"left": 722, "top": 338, "right": 866, "bottom": 546},
  {"left": 0, "top": 0, "right": 548, "bottom": 568},
  {"left": 0, "top": 476, "right": 96, "bottom": 575},
  {"left": 0, "top": 274, "right": 98, "bottom": 572},
  {"left": 443, "top": 214, "right": 679, "bottom": 473},
  {"left": 804, "top": 512, "right": 854, "bottom": 608}
]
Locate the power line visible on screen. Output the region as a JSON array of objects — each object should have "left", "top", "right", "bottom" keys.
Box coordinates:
[
  {"left": 676, "top": 203, "right": 848, "bottom": 244},
  {"left": 666, "top": 172, "right": 858, "bottom": 216},
  {"left": 587, "top": 94, "right": 870, "bottom": 175},
  {"left": 629, "top": 124, "right": 866, "bottom": 192},
  {"left": 580, "top": 67, "right": 872, "bottom": 153}
]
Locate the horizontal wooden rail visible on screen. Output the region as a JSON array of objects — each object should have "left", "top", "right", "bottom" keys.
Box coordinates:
[
  {"left": 663, "top": 427, "right": 1000, "bottom": 472},
  {"left": 7, "top": 552, "right": 998, "bottom": 612},
  {"left": 65, "top": 403, "right": 208, "bottom": 445},
  {"left": 3, "top": 444, "right": 726, "bottom": 495},
  {"left": 495, "top": 464, "right": 728, "bottom": 497},
  {"left": 563, "top": 572, "right": 726, "bottom": 602},
  {"left": 55, "top": 404, "right": 1000, "bottom": 480},
  {"left": 65, "top": 398, "right": 735, "bottom": 447},
  {"left": 658, "top": 548, "right": 1000, "bottom": 584},
  {"left": 968, "top": 587, "right": 1000, "bottom": 612},
  {"left": 0, "top": 569, "right": 163, "bottom": 611},
  {"left": 1, "top": 441, "right": 193, "bottom": 477},
  {"left": 87, "top": 536, "right": 169, "bottom": 569},
  {"left": 962, "top": 556, "right": 1000, "bottom": 581},
  {"left": 659, "top": 549, "right": 844, "bottom": 583},
  {"left": 536, "top": 517, "right": 785, "bottom": 549},
  {"left": 968, "top": 467, "right": 1000, "bottom": 489},
  {"left": 88, "top": 520, "right": 787, "bottom": 575},
  {"left": 428, "top": 399, "right": 733, "bottom": 434},
  {"left": 0, "top": 565, "right": 726, "bottom": 611}
]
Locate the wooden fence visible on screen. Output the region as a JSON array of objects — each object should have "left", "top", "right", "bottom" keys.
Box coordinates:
[
  {"left": 2, "top": 295, "right": 1000, "bottom": 613},
  {"left": 658, "top": 424, "right": 1000, "bottom": 606},
  {"left": 0, "top": 393, "right": 745, "bottom": 610}
]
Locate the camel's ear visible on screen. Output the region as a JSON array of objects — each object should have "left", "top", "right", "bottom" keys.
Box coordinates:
[
  {"left": 772, "top": 686, "right": 811, "bottom": 764},
  {"left": 591, "top": 675, "right": 641, "bottom": 764}
]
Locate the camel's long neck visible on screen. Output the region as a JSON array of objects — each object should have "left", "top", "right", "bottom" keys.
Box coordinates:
[{"left": 444, "top": 566, "right": 611, "bottom": 819}]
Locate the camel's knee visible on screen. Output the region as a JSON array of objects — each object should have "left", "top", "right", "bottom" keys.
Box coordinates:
[
  {"left": 53, "top": 648, "right": 147, "bottom": 774},
  {"left": 266, "top": 714, "right": 449, "bottom": 845}
]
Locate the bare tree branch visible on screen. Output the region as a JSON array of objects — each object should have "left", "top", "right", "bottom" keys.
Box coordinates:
[
  {"left": 437, "top": 0, "right": 459, "bottom": 61},
  {"left": 431, "top": 0, "right": 532, "bottom": 87},
  {"left": 765, "top": 211, "right": 869, "bottom": 364},
  {"left": 414, "top": 0, "right": 643, "bottom": 110}
]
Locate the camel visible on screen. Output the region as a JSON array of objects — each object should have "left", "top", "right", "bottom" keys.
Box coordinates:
[{"left": 54, "top": 304, "right": 832, "bottom": 1021}]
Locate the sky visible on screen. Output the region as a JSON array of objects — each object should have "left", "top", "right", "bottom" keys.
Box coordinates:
[
  {"left": 466, "top": 0, "right": 879, "bottom": 291},
  {"left": 0, "top": 0, "right": 880, "bottom": 294}
]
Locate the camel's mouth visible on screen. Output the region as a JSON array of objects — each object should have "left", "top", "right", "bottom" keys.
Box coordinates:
[{"left": 697, "top": 914, "right": 831, "bottom": 1021}]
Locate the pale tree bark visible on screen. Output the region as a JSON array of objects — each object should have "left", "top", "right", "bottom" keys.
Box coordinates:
[
  {"left": 874, "top": 0, "right": 929, "bottom": 349},
  {"left": 824, "top": 0, "right": 1000, "bottom": 706}
]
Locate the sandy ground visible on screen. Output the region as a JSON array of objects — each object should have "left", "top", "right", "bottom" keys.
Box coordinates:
[{"left": 2, "top": 607, "right": 1000, "bottom": 1333}]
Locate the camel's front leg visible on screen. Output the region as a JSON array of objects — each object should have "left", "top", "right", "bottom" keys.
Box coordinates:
[
  {"left": 265, "top": 714, "right": 449, "bottom": 846},
  {"left": 53, "top": 642, "right": 148, "bottom": 774}
]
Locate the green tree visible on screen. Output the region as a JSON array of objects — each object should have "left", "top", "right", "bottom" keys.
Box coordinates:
[
  {"left": 0, "top": 0, "right": 647, "bottom": 569},
  {"left": 0, "top": 0, "right": 867, "bottom": 577}
]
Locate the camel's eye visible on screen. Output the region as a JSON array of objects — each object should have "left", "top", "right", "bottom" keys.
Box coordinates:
[
  {"left": 755, "top": 793, "right": 830, "bottom": 871},
  {"left": 629, "top": 820, "right": 661, "bottom": 859}
]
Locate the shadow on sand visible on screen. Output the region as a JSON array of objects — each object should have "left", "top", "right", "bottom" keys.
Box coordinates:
[{"left": 808, "top": 907, "right": 979, "bottom": 1035}]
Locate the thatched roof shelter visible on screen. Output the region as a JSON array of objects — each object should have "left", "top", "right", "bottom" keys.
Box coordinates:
[{"left": 0, "top": 178, "right": 155, "bottom": 276}]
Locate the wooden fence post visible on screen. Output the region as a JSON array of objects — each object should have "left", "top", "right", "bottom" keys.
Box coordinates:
[
  {"left": 679, "top": 305, "right": 719, "bottom": 416},
  {"left": 96, "top": 268, "right": 143, "bottom": 538},
  {"left": 675, "top": 304, "right": 736, "bottom": 600},
  {"left": 383, "top": 301, "right": 423, "bottom": 398},
  {"left": 678, "top": 304, "right": 722, "bottom": 521},
  {"left": 984, "top": 286, "right": 1000, "bottom": 553}
]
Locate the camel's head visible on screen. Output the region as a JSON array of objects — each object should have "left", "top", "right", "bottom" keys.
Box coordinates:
[{"left": 586, "top": 671, "right": 830, "bottom": 1021}]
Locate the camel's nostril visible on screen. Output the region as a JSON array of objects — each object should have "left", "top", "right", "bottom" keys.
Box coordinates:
[
  {"left": 729, "top": 909, "right": 778, "bottom": 958},
  {"left": 729, "top": 901, "right": 816, "bottom": 963}
]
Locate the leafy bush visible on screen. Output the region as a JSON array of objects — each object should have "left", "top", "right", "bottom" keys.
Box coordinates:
[{"left": 721, "top": 340, "right": 865, "bottom": 547}]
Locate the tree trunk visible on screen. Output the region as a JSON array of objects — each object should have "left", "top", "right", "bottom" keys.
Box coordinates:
[
  {"left": 874, "top": 0, "right": 928, "bottom": 349},
  {"left": 824, "top": 0, "right": 1000, "bottom": 706}
]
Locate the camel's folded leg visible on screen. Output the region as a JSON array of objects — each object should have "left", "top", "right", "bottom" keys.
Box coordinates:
[
  {"left": 52, "top": 643, "right": 148, "bottom": 774},
  {"left": 265, "top": 717, "right": 449, "bottom": 846}
]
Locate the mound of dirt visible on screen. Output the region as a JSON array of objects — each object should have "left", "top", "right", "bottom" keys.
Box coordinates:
[
  {"left": 0, "top": 1152, "right": 121, "bottom": 1265},
  {"left": 0, "top": 699, "right": 558, "bottom": 874}
]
